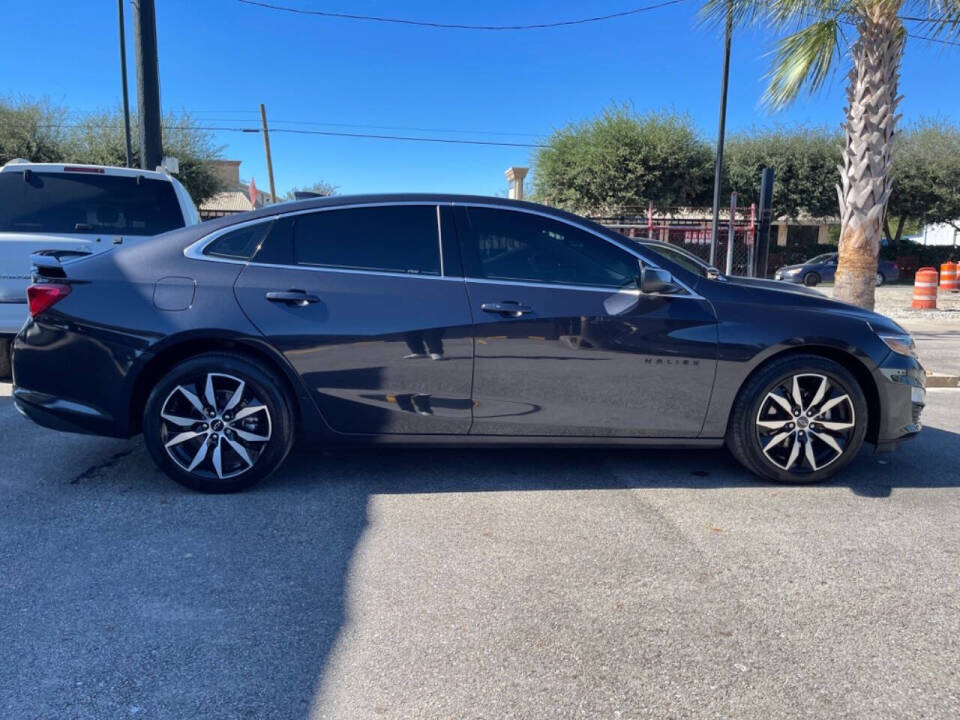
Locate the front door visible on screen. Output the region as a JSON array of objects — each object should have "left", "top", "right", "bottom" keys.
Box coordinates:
[
  {"left": 234, "top": 204, "right": 474, "bottom": 435},
  {"left": 454, "top": 206, "right": 718, "bottom": 437}
]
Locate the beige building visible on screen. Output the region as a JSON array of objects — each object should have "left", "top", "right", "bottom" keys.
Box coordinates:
[{"left": 199, "top": 160, "right": 273, "bottom": 220}]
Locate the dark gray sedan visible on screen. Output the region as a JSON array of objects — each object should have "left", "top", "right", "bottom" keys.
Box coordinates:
[
  {"left": 13, "top": 195, "right": 924, "bottom": 492},
  {"left": 775, "top": 252, "right": 899, "bottom": 286}
]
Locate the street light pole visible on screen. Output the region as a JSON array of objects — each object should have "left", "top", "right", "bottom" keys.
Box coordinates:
[
  {"left": 117, "top": 0, "right": 133, "bottom": 168},
  {"left": 708, "top": 0, "right": 733, "bottom": 268}
]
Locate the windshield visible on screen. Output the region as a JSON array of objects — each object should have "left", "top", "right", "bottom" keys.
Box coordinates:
[
  {"left": 0, "top": 170, "right": 185, "bottom": 235},
  {"left": 807, "top": 253, "right": 836, "bottom": 264},
  {"left": 636, "top": 241, "right": 710, "bottom": 277}
]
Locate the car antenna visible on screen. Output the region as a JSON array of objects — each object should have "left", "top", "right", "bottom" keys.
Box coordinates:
[{"left": 23, "top": 168, "right": 31, "bottom": 182}]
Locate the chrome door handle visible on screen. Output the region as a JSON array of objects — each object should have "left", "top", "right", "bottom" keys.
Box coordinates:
[
  {"left": 265, "top": 290, "right": 319, "bottom": 306},
  {"left": 481, "top": 302, "right": 533, "bottom": 318}
]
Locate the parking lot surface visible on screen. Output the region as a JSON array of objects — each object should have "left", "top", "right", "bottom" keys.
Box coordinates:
[{"left": 1, "top": 382, "right": 958, "bottom": 719}]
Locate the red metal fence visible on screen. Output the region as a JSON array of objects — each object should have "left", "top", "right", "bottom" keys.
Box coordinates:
[{"left": 591, "top": 203, "right": 758, "bottom": 276}]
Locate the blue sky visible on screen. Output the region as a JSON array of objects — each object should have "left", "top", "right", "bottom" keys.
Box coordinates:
[{"left": 4, "top": 1, "right": 959, "bottom": 196}]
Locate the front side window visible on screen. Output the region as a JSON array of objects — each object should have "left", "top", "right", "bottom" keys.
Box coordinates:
[
  {"left": 462, "top": 207, "right": 638, "bottom": 288},
  {"left": 637, "top": 241, "right": 709, "bottom": 277},
  {"left": 254, "top": 205, "right": 441, "bottom": 276}
]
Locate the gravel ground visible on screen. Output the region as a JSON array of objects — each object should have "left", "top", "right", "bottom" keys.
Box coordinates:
[
  {"left": 1, "top": 381, "right": 959, "bottom": 720},
  {"left": 814, "top": 282, "right": 960, "bottom": 323}
]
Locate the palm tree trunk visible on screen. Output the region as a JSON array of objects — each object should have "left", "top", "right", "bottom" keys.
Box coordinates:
[{"left": 834, "top": 13, "right": 904, "bottom": 310}]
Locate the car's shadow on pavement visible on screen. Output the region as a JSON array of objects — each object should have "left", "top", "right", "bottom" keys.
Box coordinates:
[
  {"left": 3, "top": 386, "right": 958, "bottom": 719},
  {"left": 271, "top": 422, "right": 960, "bottom": 500}
]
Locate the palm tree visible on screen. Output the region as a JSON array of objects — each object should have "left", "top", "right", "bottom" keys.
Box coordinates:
[{"left": 702, "top": 1, "right": 960, "bottom": 310}]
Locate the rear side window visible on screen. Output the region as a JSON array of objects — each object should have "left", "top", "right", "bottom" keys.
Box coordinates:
[
  {"left": 461, "top": 207, "right": 638, "bottom": 288},
  {"left": 254, "top": 205, "right": 441, "bottom": 275},
  {"left": 0, "top": 170, "right": 185, "bottom": 235},
  {"left": 203, "top": 222, "right": 271, "bottom": 260}
]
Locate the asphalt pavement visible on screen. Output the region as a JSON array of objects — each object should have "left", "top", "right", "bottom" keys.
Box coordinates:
[{"left": 1, "top": 382, "right": 958, "bottom": 719}]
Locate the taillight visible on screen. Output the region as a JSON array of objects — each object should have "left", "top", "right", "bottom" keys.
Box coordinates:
[
  {"left": 893, "top": 262, "right": 899, "bottom": 270},
  {"left": 27, "top": 283, "right": 71, "bottom": 318}
]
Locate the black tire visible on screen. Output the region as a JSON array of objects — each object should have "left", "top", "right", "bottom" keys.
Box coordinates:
[
  {"left": 0, "top": 337, "right": 10, "bottom": 381},
  {"left": 802, "top": 272, "right": 820, "bottom": 287},
  {"left": 726, "top": 354, "right": 868, "bottom": 483},
  {"left": 876, "top": 272, "right": 885, "bottom": 287},
  {"left": 143, "top": 352, "right": 295, "bottom": 493}
]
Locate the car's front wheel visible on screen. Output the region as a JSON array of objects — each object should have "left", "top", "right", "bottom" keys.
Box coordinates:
[
  {"left": 876, "top": 272, "right": 885, "bottom": 286},
  {"left": 802, "top": 272, "right": 820, "bottom": 287},
  {"left": 726, "top": 354, "right": 868, "bottom": 483},
  {"left": 143, "top": 352, "right": 295, "bottom": 493}
]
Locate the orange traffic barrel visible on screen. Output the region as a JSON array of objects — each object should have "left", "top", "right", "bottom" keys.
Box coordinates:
[
  {"left": 913, "top": 267, "right": 939, "bottom": 309},
  {"left": 940, "top": 261, "right": 959, "bottom": 292}
]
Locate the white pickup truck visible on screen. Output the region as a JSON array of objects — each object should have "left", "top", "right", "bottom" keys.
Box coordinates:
[{"left": 0, "top": 160, "right": 200, "bottom": 376}]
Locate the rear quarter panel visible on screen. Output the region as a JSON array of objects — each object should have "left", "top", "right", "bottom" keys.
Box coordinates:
[{"left": 14, "top": 232, "right": 265, "bottom": 435}]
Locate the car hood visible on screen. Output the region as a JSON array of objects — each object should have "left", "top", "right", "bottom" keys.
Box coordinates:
[
  {"left": 776, "top": 263, "right": 807, "bottom": 273},
  {"left": 721, "top": 275, "right": 823, "bottom": 297},
  {"left": 710, "top": 275, "right": 905, "bottom": 333}
]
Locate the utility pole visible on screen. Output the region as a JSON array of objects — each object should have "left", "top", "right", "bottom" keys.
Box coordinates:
[
  {"left": 133, "top": 0, "right": 163, "bottom": 171},
  {"left": 708, "top": 0, "right": 733, "bottom": 268},
  {"left": 260, "top": 103, "right": 277, "bottom": 203},
  {"left": 117, "top": 0, "right": 133, "bottom": 167}
]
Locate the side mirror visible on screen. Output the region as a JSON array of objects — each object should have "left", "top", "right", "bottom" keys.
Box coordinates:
[{"left": 640, "top": 266, "right": 674, "bottom": 294}]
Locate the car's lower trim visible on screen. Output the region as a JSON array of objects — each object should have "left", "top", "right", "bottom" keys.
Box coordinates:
[{"left": 13, "top": 387, "right": 128, "bottom": 438}]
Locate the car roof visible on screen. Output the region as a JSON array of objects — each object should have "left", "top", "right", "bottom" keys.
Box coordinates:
[
  {"left": 196, "top": 193, "right": 602, "bottom": 234},
  {"left": 1, "top": 160, "right": 175, "bottom": 181}
]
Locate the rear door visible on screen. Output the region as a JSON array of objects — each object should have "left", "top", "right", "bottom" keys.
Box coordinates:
[
  {"left": 455, "top": 205, "right": 718, "bottom": 437},
  {"left": 233, "top": 203, "right": 475, "bottom": 435}
]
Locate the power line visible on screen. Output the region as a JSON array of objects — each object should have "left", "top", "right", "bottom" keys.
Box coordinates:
[
  {"left": 906, "top": 32, "right": 960, "bottom": 47},
  {"left": 178, "top": 116, "right": 545, "bottom": 138},
  {"left": 269, "top": 126, "right": 546, "bottom": 147},
  {"left": 4, "top": 122, "right": 546, "bottom": 148},
  {"left": 233, "top": 0, "right": 685, "bottom": 30}
]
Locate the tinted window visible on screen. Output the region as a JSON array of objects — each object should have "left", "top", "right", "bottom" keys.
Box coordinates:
[
  {"left": 203, "top": 222, "right": 271, "bottom": 260},
  {"left": 255, "top": 206, "right": 441, "bottom": 275},
  {"left": 0, "top": 170, "right": 185, "bottom": 235},
  {"left": 638, "top": 241, "right": 709, "bottom": 277},
  {"left": 463, "top": 207, "right": 638, "bottom": 288}
]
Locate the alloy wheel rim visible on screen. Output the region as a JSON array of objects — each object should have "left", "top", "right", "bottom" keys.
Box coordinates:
[
  {"left": 159, "top": 372, "right": 272, "bottom": 480},
  {"left": 755, "top": 372, "right": 855, "bottom": 473}
]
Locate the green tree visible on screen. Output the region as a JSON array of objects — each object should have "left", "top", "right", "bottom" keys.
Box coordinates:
[
  {"left": 0, "top": 97, "right": 70, "bottom": 164},
  {"left": 65, "top": 109, "right": 226, "bottom": 205},
  {"left": 702, "top": 0, "right": 960, "bottom": 310},
  {"left": 532, "top": 105, "right": 714, "bottom": 214},
  {"left": 283, "top": 181, "right": 338, "bottom": 199},
  {"left": 885, "top": 120, "right": 960, "bottom": 243},
  {"left": 724, "top": 127, "right": 842, "bottom": 219},
  {"left": 1, "top": 98, "right": 225, "bottom": 205}
]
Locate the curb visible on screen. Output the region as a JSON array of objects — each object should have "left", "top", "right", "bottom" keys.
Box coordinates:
[{"left": 926, "top": 373, "right": 960, "bottom": 388}]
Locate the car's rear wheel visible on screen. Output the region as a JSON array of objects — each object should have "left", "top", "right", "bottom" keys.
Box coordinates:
[
  {"left": 876, "top": 272, "right": 885, "bottom": 287},
  {"left": 143, "top": 352, "right": 295, "bottom": 493},
  {"left": 726, "top": 354, "right": 868, "bottom": 483},
  {"left": 802, "top": 272, "right": 820, "bottom": 287}
]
